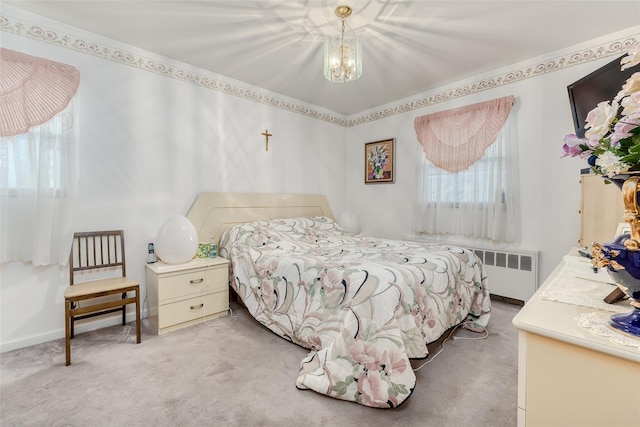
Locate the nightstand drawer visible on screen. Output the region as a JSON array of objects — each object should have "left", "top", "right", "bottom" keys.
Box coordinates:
[
  {"left": 158, "top": 290, "right": 229, "bottom": 329},
  {"left": 146, "top": 257, "right": 230, "bottom": 334},
  {"left": 158, "top": 266, "right": 228, "bottom": 302}
]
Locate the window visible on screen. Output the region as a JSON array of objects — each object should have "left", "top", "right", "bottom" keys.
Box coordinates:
[
  {"left": 1, "top": 129, "right": 66, "bottom": 197},
  {"left": 0, "top": 49, "right": 80, "bottom": 266},
  {"left": 420, "top": 134, "right": 508, "bottom": 207},
  {"left": 413, "top": 97, "right": 518, "bottom": 242},
  {"left": 0, "top": 100, "right": 78, "bottom": 265}
]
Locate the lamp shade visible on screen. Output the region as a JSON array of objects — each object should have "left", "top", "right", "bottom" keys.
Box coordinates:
[
  {"left": 156, "top": 215, "right": 199, "bottom": 264},
  {"left": 338, "top": 211, "right": 360, "bottom": 234},
  {"left": 324, "top": 33, "right": 362, "bottom": 83}
]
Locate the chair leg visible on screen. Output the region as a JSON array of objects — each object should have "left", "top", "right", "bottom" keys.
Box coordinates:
[
  {"left": 65, "top": 299, "right": 71, "bottom": 366},
  {"left": 121, "top": 292, "right": 127, "bottom": 326},
  {"left": 135, "top": 286, "right": 141, "bottom": 344},
  {"left": 70, "top": 302, "right": 75, "bottom": 339}
]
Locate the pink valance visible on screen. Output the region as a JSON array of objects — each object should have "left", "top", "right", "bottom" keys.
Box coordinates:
[
  {"left": 414, "top": 95, "right": 514, "bottom": 173},
  {"left": 0, "top": 48, "right": 80, "bottom": 137}
]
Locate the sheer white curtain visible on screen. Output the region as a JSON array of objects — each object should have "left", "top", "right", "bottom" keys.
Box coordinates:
[
  {"left": 0, "top": 99, "right": 78, "bottom": 265},
  {"left": 413, "top": 113, "right": 518, "bottom": 242}
]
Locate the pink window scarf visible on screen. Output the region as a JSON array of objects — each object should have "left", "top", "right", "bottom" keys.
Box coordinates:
[
  {"left": 414, "top": 95, "right": 514, "bottom": 173},
  {"left": 0, "top": 48, "right": 80, "bottom": 137}
]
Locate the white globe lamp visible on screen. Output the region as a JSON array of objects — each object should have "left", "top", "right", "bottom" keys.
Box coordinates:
[
  {"left": 338, "top": 211, "right": 360, "bottom": 234},
  {"left": 156, "top": 215, "right": 199, "bottom": 264}
]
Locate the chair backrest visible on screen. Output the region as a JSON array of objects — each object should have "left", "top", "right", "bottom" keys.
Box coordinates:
[{"left": 69, "top": 230, "right": 127, "bottom": 285}]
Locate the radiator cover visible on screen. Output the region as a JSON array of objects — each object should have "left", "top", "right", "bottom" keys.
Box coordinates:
[{"left": 467, "top": 246, "right": 538, "bottom": 302}]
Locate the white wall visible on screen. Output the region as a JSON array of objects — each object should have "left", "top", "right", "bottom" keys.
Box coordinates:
[
  {"left": 344, "top": 29, "right": 639, "bottom": 292},
  {"left": 0, "top": 10, "right": 347, "bottom": 352}
]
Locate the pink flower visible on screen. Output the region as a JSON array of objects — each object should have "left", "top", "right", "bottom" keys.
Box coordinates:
[
  {"left": 319, "top": 268, "right": 346, "bottom": 306},
  {"left": 358, "top": 370, "right": 389, "bottom": 407},
  {"left": 349, "top": 337, "right": 409, "bottom": 377},
  {"left": 561, "top": 134, "right": 586, "bottom": 158},
  {"left": 257, "top": 258, "right": 279, "bottom": 279},
  {"left": 349, "top": 340, "right": 381, "bottom": 371},
  {"left": 260, "top": 279, "right": 276, "bottom": 308},
  {"left": 250, "top": 232, "right": 269, "bottom": 246},
  {"left": 610, "top": 113, "right": 640, "bottom": 145},
  {"left": 381, "top": 347, "right": 409, "bottom": 376}
]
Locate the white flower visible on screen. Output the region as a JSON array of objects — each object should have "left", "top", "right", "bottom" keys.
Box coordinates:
[
  {"left": 595, "top": 151, "right": 629, "bottom": 177},
  {"left": 619, "top": 72, "right": 640, "bottom": 98},
  {"left": 585, "top": 100, "right": 619, "bottom": 141},
  {"left": 621, "top": 91, "right": 640, "bottom": 116},
  {"left": 621, "top": 45, "right": 640, "bottom": 71}
]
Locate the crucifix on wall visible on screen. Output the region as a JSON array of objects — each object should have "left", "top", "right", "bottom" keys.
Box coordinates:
[{"left": 261, "top": 129, "right": 272, "bottom": 151}]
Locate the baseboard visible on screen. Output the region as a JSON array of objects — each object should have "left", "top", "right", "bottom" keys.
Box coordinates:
[
  {"left": 0, "top": 312, "right": 143, "bottom": 354},
  {"left": 1, "top": 293, "right": 517, "bottom": 353},
  {"left": 491, "top": 293, "right": 525, "bottom": 307}
]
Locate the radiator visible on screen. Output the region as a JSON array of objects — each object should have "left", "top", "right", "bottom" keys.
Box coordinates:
[
  {"left": 465, "top": 246, "right": 538, "bottom": 302},
  {"left": 402, "top": 235, "right": 538, "bottom": 302}
]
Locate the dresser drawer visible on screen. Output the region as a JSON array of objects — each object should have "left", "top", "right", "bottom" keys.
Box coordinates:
[
  {"left": 158, "top": 290, "right": 229, "bottom": 329},
  {"left": 158, "top": 266, "right": 228, "bottom": 302}
]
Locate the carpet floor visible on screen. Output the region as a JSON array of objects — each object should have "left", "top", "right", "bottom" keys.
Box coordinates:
[{"left": 1, "top": 299, "right": 521, "bottom": 427}]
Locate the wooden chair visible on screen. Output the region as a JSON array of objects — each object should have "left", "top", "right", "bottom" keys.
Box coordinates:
[{"left": 64, "top": 230, "right": 141, "bottom": 366}]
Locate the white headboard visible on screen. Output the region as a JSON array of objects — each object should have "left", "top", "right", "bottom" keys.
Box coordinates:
[{"left": 186, "top": 192, "right": 335, "bottom": 245}]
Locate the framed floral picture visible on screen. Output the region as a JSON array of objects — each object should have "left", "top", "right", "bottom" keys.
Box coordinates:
[{"left": 365, "top": 138, "right": 395, "bottom": 184}]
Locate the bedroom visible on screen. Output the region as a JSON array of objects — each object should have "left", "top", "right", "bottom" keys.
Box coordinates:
[{"left": 1, "top": 1, "right": 639, "bottom": 425}]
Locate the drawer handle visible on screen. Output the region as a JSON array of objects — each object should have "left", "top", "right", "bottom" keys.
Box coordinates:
[
  {"left": 190, "top": 278, "right": 204, "bottom": 284},
  {"left": 190, "top": 303, "right": 204, "bottom": 310}
]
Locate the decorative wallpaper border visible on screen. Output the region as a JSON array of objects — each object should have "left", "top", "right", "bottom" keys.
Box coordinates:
[
  {"left": 1, "top": 12, "right": 638, "bottom": 128},
  {"left": 350, "top": 34, "right": 639, "bottom": 127},
  {"left": 0, "top": 13, "right": 350, "bottom": 127}
]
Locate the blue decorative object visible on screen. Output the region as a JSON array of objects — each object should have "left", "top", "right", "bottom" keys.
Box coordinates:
[
  {"left": 595, "top": 241, "right": 640, "bottom": 337},
  {"left": 590, "top": 173, "right": 640, "bottom": 338}
]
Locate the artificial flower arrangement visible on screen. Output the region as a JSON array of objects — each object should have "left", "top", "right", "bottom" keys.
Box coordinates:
[
  {"left": 368, "top": 144, "right": 390, "bottom": 179},
  {"left": 562, "top": 45, "right": 640, "bottom": 177}
]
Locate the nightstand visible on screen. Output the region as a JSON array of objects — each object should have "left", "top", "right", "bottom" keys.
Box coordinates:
[{"left": 146, "top": 257, "right": 230, "bottom": 334}]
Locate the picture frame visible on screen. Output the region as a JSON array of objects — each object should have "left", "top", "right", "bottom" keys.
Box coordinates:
[{"left": 364, "top": 138, "right": 395, "bottom": 184}]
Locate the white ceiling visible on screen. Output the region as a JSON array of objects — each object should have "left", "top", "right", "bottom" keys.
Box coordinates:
[{"left": 4, "top": 1, "right": 640, "bottom": 116}]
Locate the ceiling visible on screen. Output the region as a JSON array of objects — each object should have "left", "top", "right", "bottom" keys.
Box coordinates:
[{"left": 4, "top": 1, "right": 640, "bottom": 116}]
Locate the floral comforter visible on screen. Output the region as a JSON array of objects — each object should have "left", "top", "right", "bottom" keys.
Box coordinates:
[{"left": 220, "top": 216, "right": 491, "bottom": 408}]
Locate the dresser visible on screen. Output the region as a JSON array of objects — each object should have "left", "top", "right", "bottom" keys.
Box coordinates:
[
  {"left": 512, "top": 252, "right": 640, "bottom": 427},
  {"left": 146, "top": 257, "right": 230, "bottom": 334}
]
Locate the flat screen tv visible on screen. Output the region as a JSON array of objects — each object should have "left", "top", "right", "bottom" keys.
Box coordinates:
[{"left": 567, "top": 55, "right": 635, "bottom": 138}]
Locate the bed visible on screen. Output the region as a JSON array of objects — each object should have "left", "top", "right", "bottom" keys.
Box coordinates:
[{"left": 186, "top": 192, "right": 491, "bottom": 408}]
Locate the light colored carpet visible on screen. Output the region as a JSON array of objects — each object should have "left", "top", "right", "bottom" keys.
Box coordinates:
[{"left": 0, "top": 300, "right": 521, "bottom": 427}]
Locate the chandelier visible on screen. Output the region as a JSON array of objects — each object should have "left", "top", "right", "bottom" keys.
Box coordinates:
[{"left": 324, "top": 5, "right": 362, "bottom": 83}]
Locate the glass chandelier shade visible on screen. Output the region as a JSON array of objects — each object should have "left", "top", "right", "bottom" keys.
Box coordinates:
[{"left": 324, "top": 6, "right": 362, "bottom": 83}]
